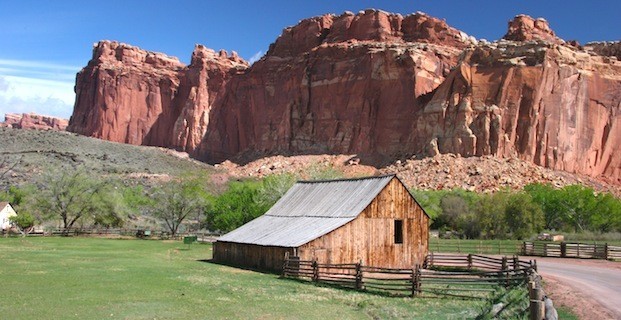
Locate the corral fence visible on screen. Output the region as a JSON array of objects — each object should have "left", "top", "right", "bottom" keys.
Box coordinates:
[
  {"left": 425, "top": 252, "right": 536, "bottom": 272},
  {"left": 283, "top": 253, "right": 556, "bottom": 319},
  {"left": 282, "top": 253, "right": 535, "bottom": 299},
  {"left": 522, "top": 241, "right": 621, "bottom": 261}
]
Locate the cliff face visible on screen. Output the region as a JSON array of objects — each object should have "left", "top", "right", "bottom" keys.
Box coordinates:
[
  {"left": 199, "top": 10, "right": 472, "bottom": 162},
  {"left": 68, "top": 11, "right": 621, "bottom": 184},
  {"left": 1, "top": 113, "right": 68, "bottom": 130},
  {"left": 67, "top": 40, "right": 247, "bottom": 153}
]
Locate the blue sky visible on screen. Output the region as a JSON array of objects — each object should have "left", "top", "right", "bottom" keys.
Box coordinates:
[{"left": 1, "top": 0, "right": 619, "bottom": 119}]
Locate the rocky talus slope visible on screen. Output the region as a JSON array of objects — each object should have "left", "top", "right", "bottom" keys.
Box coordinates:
[{"left": 68, "top": 10, "right": 621, "bottom": 185}]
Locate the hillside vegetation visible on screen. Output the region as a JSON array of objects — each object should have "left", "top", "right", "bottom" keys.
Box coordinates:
[{"left": 0, "top": 127, "right": 213, "bottom": 189}]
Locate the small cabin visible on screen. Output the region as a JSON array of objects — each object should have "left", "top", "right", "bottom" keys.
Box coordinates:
[
  {"left": 213, "top": 175, "right": 429, "bottom": 271},
  {"left": 0, "top": 202, "right": 17, "bottom": 231}
]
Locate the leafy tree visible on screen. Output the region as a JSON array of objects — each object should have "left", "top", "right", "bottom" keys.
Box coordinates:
[
  {"left": 9, "top": 212, "right": 36, "bottom": 236},
  {"left": 434, "top": 189, "right": 478, "bottom": 231},
  {"left": 474, "top": 191, "right": 509, "bottom": 239},
  {"left": 0, "top": 185, "right": 30, "bottom": 206},
  {"left": 558, "top": 185, "right": 598, "bottom": 232},
  {"left": 504, "top": 192, "right": 544, "bottom": 239},
  {"left": 590, "top": 193, "right": 621, "bottom": 232},
  {"left": 411, "top": 189, "right": 447, "bottom": 222},
  {"left": 205, "top": 180, "right": 270, "bottom": 232},
  {"left": 148, "top": 179, "right": 207, "bottom": 237},
  {"left": 31, "top": 170, "right": 108, "bottom": 234},
  {"left": 524, "top": 183, "right": 567, "bottom": 231},
  {"left": 256, "top": 173, "right": 296, "bottom": 208}
]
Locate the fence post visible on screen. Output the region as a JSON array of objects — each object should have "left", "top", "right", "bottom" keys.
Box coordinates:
[
  {"left": 412, "top": 264, "right": 421, "bottom": 297},
  {"left": 312, "top": 259, "right": 318, "bottom": 282},
  {"left": 577, "top": 243, "right": 580, "bottom": 258},
  {"left": 501, "top": 256, "right": 508, "bottom": 271},
  {"left": 282, "top": 252, "right": 289, "bottom": 278},
  {"left": 467, "top": 254, "right": 472, "bottom": 270},
  {"left": 428, "top": 252, "right": 434, "bottom": 268},
  {"left": 530, "top": 300, "right": 545, "bottom": 320},
  {"left": 522, "top": 241, "right": 526, "bottom": 255},
  {"left": 560, "top": 242, "right": 566, "bottom": 258},
  {"left": 355, "top": 260, "right": 363, "bottom": 290},
  {"left": 605, "top": 243, "right": 609, "bottom": 260},
  {"left": 512, "top": 255, "right": 518, "bottom": 270}
]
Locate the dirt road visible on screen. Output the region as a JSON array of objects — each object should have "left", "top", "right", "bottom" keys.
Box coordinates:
[{"left": 536, "top": 258, "right": 621, "bottom": 319}]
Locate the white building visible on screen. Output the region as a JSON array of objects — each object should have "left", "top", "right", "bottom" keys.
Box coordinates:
[{"left": 0, "top": 202, "right": 17, "bottom": 230}]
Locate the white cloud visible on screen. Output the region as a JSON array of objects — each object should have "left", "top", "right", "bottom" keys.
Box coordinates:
[
  {"left": 0, "top": 59, "right": 81, "bottom": 72},
  {"left": 0, "top": 76, "right": 8, "bottom": 92},
  {"left": 248, "top": 51, "right": 264, "bottom": 64},
  {"left": 0, "top": 59, "right": 79, "bottom": 119}
]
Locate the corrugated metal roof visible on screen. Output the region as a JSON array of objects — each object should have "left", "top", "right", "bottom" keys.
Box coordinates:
[{"left": 217, "top": 175, "right": 394, "bottom": 247}]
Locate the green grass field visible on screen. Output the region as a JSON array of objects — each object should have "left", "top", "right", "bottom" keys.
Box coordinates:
[{"left": 0, "top": 237, "right": 492, "bottom": 320}]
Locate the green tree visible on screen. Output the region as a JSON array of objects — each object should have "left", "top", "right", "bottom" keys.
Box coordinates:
[
  {"left": 31, "top": 170, "right": 108, "bottom": 234},
  {"left": 558, "top": 185, "right": 598, "bottom": 232},
  {"left": 256, "top": 173, "right": 296, "bottom": 208},
  {"left": 434, "top": 189, "right": 478, "bottom": 231},
  {"left": 205, "top": 180, "right": 270, "bottom": 232},
  {"left": 504, "top": 192, "right": 544, "bottom": 239},
  {"left": 149, "top": 179, "right": 207, "bottom": 237},
  {"left": 410, "top": 189, "right": 446, "bottom": 222},
  {"left": 474, "top": 191, "right": 509, "bottom": 239},
  {"left": 524, "top": 183, "right": 567, "bottom": 231},
  {"left": 9, "top": 212, "right": 36, "bottom": 236},
  {"left": 590, "top": 193, "right": 621, "bottom": 232},
  {"left": 0, "top": 185, "right": 29, "bottom": 206}
]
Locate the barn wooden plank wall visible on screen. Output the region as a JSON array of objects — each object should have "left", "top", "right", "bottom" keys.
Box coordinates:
[
  {"left": 299, "top": 178, "right": 429, "bottom": 268},
  {"left": 213, "top": 242, "right": 294, "bottom": 271}
]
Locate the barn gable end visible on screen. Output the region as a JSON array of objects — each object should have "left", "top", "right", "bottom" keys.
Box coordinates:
[{"left": 298, "top": 177, "right": 429, "bottom": 268}]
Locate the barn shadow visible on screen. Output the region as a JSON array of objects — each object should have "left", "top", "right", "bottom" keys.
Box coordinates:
[{"left": 197, "top": 258, "right": 282, "bottom": 276}]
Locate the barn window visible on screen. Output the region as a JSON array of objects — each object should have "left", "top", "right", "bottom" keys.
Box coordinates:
[{"left": 394, "top": 220, "right": 403, "bottom": 244}]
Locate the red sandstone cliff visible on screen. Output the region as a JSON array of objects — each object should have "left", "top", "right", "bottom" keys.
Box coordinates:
[
  {"left": 1, "top": 113, "right": 68, "bottom": 130},
  {"left": 67, "top": 40, "right": 247, "bottom": 153},
  {"left": 68, "top": 12, "right": 621, "bottom": 184}
]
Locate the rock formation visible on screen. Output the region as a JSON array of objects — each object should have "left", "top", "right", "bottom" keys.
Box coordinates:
[
  {"left": 1, "top": 113, "right": 68, "bottom": 130},
  {"left": 67, "top": 40, "right": 247, "bottom": 153},
  {"left": 68, "top": 12, "right": 621, "bottom": 185}
]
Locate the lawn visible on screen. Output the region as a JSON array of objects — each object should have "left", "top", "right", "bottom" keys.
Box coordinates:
[{"left": 0, "top": 237, "right": 488, "bottom": 320}]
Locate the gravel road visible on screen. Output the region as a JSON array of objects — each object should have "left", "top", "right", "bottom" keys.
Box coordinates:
[{"left": 536, "top": 258, "right": 621, "bottom": 319}]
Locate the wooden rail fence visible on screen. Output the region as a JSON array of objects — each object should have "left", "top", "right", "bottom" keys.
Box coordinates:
[
  {"left": 21, "top": 228, "right": 220, "bottom": 241},
  {"left": 429, "top": 239, "right": 522, "bottom": 255},
  {"left": 425, "top": 253, "right": 536, "bottom": 272},
  {"left": 522, "top": 241, "right": 621, "bottom": 261},
  {"left": 282, "top": 253, "right": 534, "bottom": 299}
]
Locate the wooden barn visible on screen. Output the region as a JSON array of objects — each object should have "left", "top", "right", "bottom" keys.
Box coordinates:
[{"left": 213, "top": 175, "right": 429, "bottom": 271}]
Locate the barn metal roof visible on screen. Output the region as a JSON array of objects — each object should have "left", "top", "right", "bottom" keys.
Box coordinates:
[{"left": 217, "top": 174, "right": 395, "bottom": 247}]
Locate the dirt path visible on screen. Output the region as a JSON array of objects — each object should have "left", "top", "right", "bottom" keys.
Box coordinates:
[{"left": 535, "top": 258, "right": 621, "bottom": 319}]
